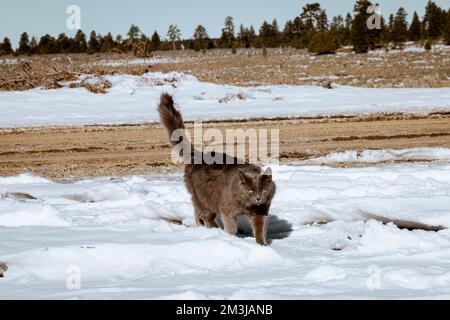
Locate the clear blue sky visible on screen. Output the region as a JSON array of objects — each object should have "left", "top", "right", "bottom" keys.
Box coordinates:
[{"left": 1, "top": 0, "right": 449, "bottom": 46}]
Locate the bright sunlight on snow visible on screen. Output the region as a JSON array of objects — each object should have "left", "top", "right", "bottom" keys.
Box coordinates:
[
  {"left": 1, "top": 158, "right": 450, "bottom": 299},
  {"left": 1, "top": 72, "right": 450, "bottom": 128}
]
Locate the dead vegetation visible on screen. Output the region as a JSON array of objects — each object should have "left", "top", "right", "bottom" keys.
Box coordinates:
[
  {"left": 150, "top": 46, "right": 450, "bottom": 88},
  {"left": 0, "top": 53, "right": 150, "bottom": 91},
  {"left": 1, "top": 45, "right": 449, "bottom": 91},
  {"left": 219, "top": 92, "right": 247, "bottom": 103},
  {"left": 68, "top": 77, "right": 112, "bottom": 94},
  {"left": 0, "top": 59, "right": 79, "bottom": 91}
]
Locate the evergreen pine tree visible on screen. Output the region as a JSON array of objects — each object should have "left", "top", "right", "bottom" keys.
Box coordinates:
[
  {"left": 259, "top": 21, "right": 270, "bottom": 47},
  {"left": 115, "top": 35, "right": 123, "bottom": 48},
  {"left": 444, "top": 9, "right": 450, "bottom": 45},
  {"left": 248, "top": 26, "right": 257, "bottom": 47},
  {"left": 167, "top": 25, "right": 181, "bottom": 50},
  {"left": 380, "top": 16, "right": 390, "bottom": 44},
  {"left": 87, "top": 31, "right": 101, "bottom": 54},
  {"left": 71, "top": 30, "right": 87, "bottom": 53},
  {"left": 151, "top": 31, "right": 161, "bottom": 51},
  {"left": 237, "top": 24, "right": 251, "bottom": 48},
  {"left": 424, "top": 1, "right": 444, "bottom": 39},
  {"left": 282, "top": 17, "right": 304, "bottom": 48},
  {"left": 29, "top": 37, "right": 38, "bottom": 54},
  {"left": 392, "top": 7, "right": 409, "bottom": 48},
  {"left": 299, "top": 3, "right": 325, "bottom": 47},
  {"left": 193, "top": 25, "right": 209, "bottom": 51},
  {"left": 366, "top": 4, "right": 383, "bottom": 49},
  {"left": 36, "top": 34, "right": 57, "bottom": 54},
  {"left": 271, "top": 20, "right": 281, "bottom": 46},
  {"left": 126, "top": 25, "right": 141, "bottom": 52},
  {"left": 343, "top": 13, "right": 353, "bottom": 45},
  {"left": 17, "top": 32, "right": 31, "bottom": 55},
  {"left": 300, "top": 3, "right": 322, "bottom": 32},
  {"left": 409, "top": 11, "right": 422, "bottom": 41},
  {"left": 101, "top": 33, "right": 115, "bottom": 52},
  {"left": 351, "top": 0, "right": 371, "bottom": 53},
  {"left": 127, "top": 25, "right": 141, "bottom": 41},
  {"left": 388, "top": 13, "right": 395, "bottom": 41},
  {"left": 259, "top": 20, "right": 281, "bottom": 48},
  {"left": 56, "top": 33, "right": 70, "bottom": 53},
  {"left": 316, "top": 11, "right": 329, "bottom": 32},
  {"left": 0, "top": 37, "right": 13, "bottom": 55},
  {"left": 331, "top": 15, "right": 345, "bottom": 46},
  {"left": 420, "top": 19, "right": 428, "bottom": 40},
  {"left": 220, "top": 16, "right": 235, "bottom": 48}
]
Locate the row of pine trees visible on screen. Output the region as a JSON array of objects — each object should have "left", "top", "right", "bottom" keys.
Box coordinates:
[{"left": 1, "top": 0, "right": 449, "bottom": 57}]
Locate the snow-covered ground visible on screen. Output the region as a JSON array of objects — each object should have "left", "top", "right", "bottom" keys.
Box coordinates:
[
  {"left": 372, "top": 42, "right": 450, "bottom": 54},
  {"left": 1, "top": 156, "right": 450, "bottom": 299},
  {"left": 1, "top": 67, "right": 450, "bottom": 299},
  {"left": 95, "top": 57, "right": 188, "bottom": 67},
  {"left": 0, "top": 58, "right": 18, "bottom": 65},
  {"left": 300, "top": 148, "right": 450, "bottom": 165},
  {"left": 1, "top": 72, "right": 450, "bottom": 128}
]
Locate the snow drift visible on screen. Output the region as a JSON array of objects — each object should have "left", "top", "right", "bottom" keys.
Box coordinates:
[{"left": 1, "top": 160, "right": 450, "bottom": 299}]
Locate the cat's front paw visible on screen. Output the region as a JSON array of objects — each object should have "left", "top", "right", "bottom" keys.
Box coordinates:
[{"left": 256, "top": 239, "right": 268, "bottom": 246}]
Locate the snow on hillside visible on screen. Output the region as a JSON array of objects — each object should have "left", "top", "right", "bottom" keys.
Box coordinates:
[
  {"left": 96, "top": 57, "right": 188, "bottom": 67},
  {"left": 1, "top": 72, "right": 450, "bottom": 127},
  {"left": 0, "top": 58, "right": 18, "bottom": 65},
  {"left": 1, "top": 159, "right": 450, "bottom": 299},
  {"left": 371, "top": 42, "right": 450, "bottom": 54}
]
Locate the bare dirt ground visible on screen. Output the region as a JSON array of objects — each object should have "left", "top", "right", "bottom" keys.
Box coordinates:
[
  {"left": 1, "top": 112, "right": 449, "bottom": 180},
  {"left": 1, "top": 47, "right": 449, "bottom": 180}
]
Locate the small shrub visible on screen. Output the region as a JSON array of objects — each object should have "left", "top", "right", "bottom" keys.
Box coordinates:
[
  {"left": 231, "top": 43, "right": 237, "bottom": 54},
  {"left": 308, "top": 32, "right": 339, "bottom": 55},
  {"left": 262, "top": 46, "right": 268, "bottom": 58}
]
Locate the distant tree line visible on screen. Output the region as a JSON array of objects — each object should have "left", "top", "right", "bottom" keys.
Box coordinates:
[{"left": 1, "top": 0, "right": 449, "bottom": 57}]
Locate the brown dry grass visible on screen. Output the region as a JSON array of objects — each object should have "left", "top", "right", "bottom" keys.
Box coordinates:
[
  {"left": 158, "top": 47, "right": 450, "bottom": 88},
  {"left": 0, "top": 54, "right": 149, "bottom": 91},
  {"left": 1, "top": 45, "right": 449, "bottom": 91}
]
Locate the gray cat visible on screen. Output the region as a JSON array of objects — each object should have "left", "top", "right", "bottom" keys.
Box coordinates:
[
  {"left": 0, "top": 261, "right": 7, "bottom": 278},
  {"left": 157, "top": 93, "right": 276, "bottom": 245}
]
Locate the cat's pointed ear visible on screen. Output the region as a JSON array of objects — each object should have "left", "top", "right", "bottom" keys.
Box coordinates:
[
  {"left": 262, "top": 167, "right": 272, "bottom": 183},
  {"left": 238, "top": 169, "right": 250, "bottom": 184},
  {"left": 262, "top": 167, "right": 272, "bottom": 177}
]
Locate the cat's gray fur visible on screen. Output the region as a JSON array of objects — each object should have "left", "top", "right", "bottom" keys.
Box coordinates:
[
  {"left": 157, "top": 93, "right": 276, "bottom": 245},
  {"left": 0, "top": 261, "right": 7, "bottom": 278}
]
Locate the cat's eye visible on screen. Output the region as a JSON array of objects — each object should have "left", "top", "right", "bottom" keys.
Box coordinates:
[{"left": 248, "top": 190, "right": 253, "bottom": 194}]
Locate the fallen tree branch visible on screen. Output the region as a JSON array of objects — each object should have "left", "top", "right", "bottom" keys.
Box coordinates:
[
  {"left": 304, "top": 211, "right": 446, "bottom": 232},
  {"left": 361, "top": 212, "right": 446, "bottom": 232}
]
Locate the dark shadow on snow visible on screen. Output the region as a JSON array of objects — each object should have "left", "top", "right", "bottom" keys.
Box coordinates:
[{"left": 217, "top": 214, "right": 293, "bottom": 244}]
